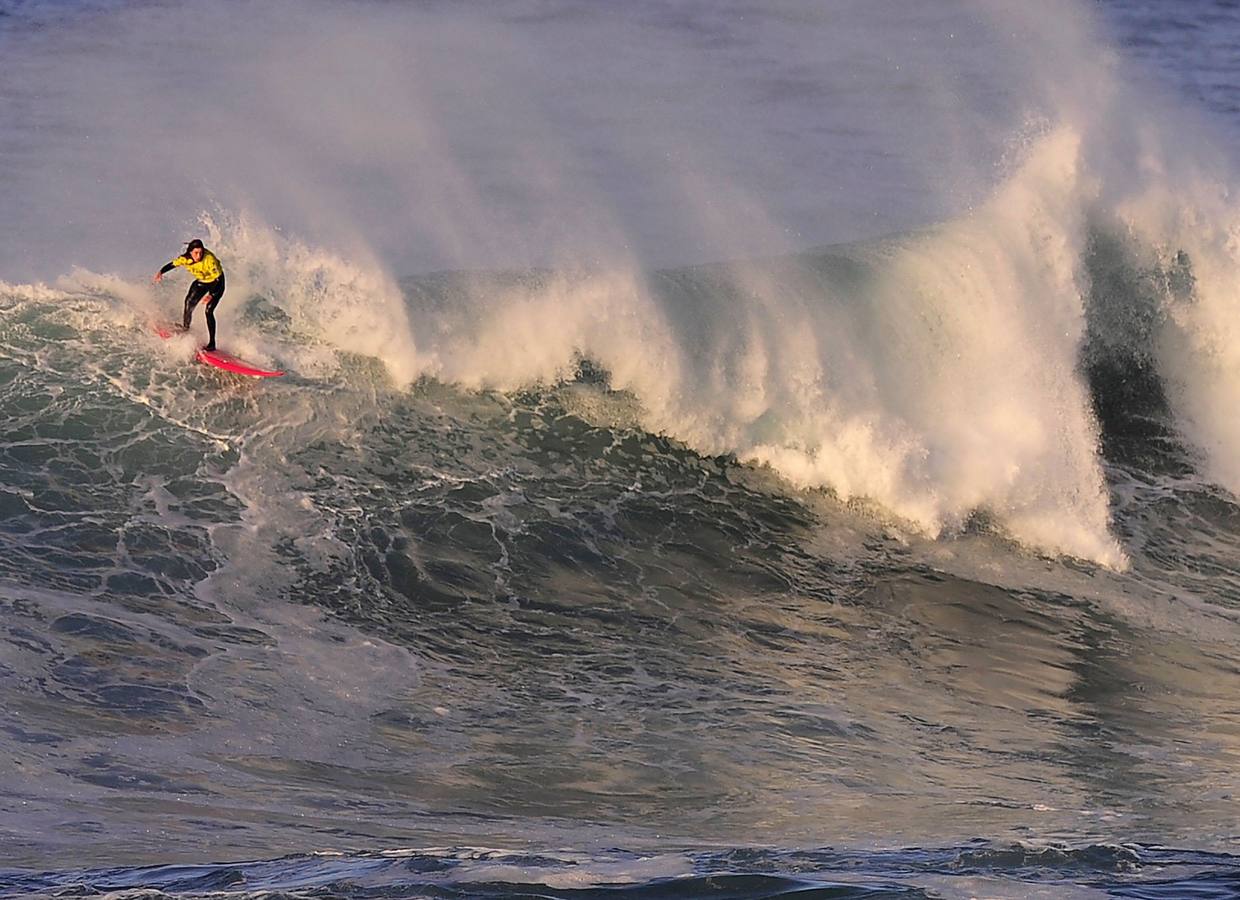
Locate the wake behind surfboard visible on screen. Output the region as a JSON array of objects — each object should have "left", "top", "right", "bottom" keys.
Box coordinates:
[{"left": 152, "top": 323, "right": 285, "bottom": 378}]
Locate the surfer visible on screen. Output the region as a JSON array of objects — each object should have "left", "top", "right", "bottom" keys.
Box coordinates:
[{"left": 152, "top": 239, "right": 225, "bottom": 351}]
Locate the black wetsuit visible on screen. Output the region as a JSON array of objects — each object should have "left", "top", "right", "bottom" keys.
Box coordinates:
[{"left": 158, "top": 256, "right": 225, "bottom": 351}]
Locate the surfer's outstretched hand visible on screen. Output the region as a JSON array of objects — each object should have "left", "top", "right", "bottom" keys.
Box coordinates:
[{"left": 152, "top": 272, "right": 163, "bottom": 284}]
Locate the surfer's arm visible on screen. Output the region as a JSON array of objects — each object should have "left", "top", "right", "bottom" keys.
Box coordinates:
[{"left": 152, "top": 258, "right": 185, "bottom": 283}]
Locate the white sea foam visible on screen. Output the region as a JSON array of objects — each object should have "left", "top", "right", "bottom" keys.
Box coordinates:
[
  {"left": 1112, "top": 173, "right": 1240, "bottom": 496},
  {"left": 7, "top": 0, "right": 1240, "bottom": 569},
  {"left": 202, "top": 212, "right": 422, "bottom": 384},
  {"left": 342, "top": 127, "right": 1120, "bottom": 566}
]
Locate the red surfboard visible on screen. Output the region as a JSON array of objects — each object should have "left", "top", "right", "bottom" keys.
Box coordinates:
[
  {"left": 195, "top": 348, "right": 284, "bottom": 378},
  {"left": 152, "top": 323, "right": 284, "bottom": 378}
]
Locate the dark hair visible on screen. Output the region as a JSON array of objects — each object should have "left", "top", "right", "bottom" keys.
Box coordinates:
[{"left": 184, "top": 239, "right": 205, "bottom": 253}]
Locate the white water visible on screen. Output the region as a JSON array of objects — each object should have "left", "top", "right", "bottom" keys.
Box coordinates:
[{"left": 6, "top": 0, "right": 1240, "bottom": 568}]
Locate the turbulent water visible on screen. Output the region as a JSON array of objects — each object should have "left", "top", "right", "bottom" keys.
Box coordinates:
[{"left": 4, "top": 1, "right": 1240, "bottom": 898}]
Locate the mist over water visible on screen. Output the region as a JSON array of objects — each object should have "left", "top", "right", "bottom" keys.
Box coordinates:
[{"left": 0, "top": 0, "right": 1060, "bottom": 280}]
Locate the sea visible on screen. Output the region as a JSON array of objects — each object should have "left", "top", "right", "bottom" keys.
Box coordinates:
[{"left": 2, "top": 0, "right": 1240, "bottom": 897}]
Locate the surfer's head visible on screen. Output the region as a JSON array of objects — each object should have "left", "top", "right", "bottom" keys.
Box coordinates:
[{"left": 184, "top": 238, "right": 205, "bottom": 261}]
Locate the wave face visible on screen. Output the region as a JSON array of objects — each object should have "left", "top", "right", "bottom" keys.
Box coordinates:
[{"left": 4, "top": 0, "right": 1240, "bottom": 898}]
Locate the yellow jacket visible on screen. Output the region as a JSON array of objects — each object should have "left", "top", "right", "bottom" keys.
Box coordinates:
[{"left": 169, "top": 250, "right": 224, "bottom": 283}]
